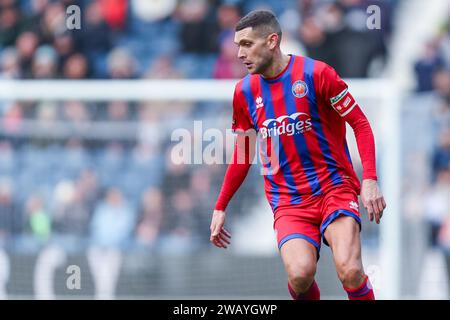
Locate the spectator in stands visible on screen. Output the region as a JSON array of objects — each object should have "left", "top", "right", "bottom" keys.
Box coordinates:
[
  {"left": 15, "top": 31, "right": 39, "bottom": 78},
  {"left": 0, "top": 140, "right": 15, "bottom": 174},
  {"left": 189, "top": 168, "right": 216, "bottom": 245},
  {"left": 433, "top": 68, "right": 450, "bottom": 101},
  {"left": 135, "top": 187, "right": 163, "bottom": 249},
  {"left": 24, "top": 193, "right": 51, "bottom": 243},
  {"left": 53, "top": 32, "right": 76, "bottom": 76},
  {"left": 106, "top": 101, "right": 129, "bottom": 122},
  {"left": 299, "top": 16, "right": 330, "bottom": 63},
  {"left": 0, "top": 178, "right": 21, "bottom": 247},
  {"left": 414, "top": 39, "right": 445, "bottom": 92},
  {"left": 62, "top": 138, "right": 89, "bottom": 177},
  {"left": 216, "top": 2, "right": 241, "bottom": 44},
  {"left": 425, "top": 168, "right": 450, "bottom": 247},
  {"left": 39, "top": 1, "right": 66, "bottom": 44},
  {"left": 90, "top": 187, "right": 136, "bottom": 249},
  {"left": 175, "top": 0, "right": 219, "bottom": 54},
  {"left": 433, "top": 129, "right": 450, "bottom": 180},
  {"left": 300, "top": 1, "right": 387, "bottom": 77},
  {"left": 137, "top": 104, "right": 163, "bottom": 151},
  {"left": 88, "top": 187, "right": 136, "bottom": 299},
  {"left": 62, "top": 101, "right": 90, "bottom": 123},
  {"left": 213, "top": 33, "right": 247, "bottom": 79},
  {"left": 78, "top": 0, "right": 113, "bottom": 56},
  {"left": 0, "top": 47, "right": 21, "bottom": 78},
  {"left": 50, "top": 180, "right": 90, "bottom": 252},
  {"left": 106, "top": 47, "right": 138, "bottom": 79},
  {"left": 161, "top": 152, "right": 191, "bottom": 199},
  {"left": 62, "top": 53, "right": 90, "bottom": 79},
  {"left": 2, "top": 101, "right": 23, "bottom": 134},
  {"left": 436, "top": 166, "right": 450, "bottom": 298},
  {"left": 0, "top": 1, "right": 22, "bottom": 47},
  {"left": 21, "top": 0, "right": 49, "bottom": 33},
  {"left": 98, "top": 141, "right": 125, "bottom": 187},
  {"left": 298, "top": 0, "right": 316, "bottom": 19},
  {"left": 125, "top": 142, "right": 163, "bottom": 197},
  {"left": 76, "top": 169, "right": 101, "bottom": 213},
  {"left": 130, "top": 142, "right": 161, "bottom": 171},
  {"left": 336, "top": 2, "right": 384, "bottom": 76},
  {"left": 160, "top": 188, "right": 197, "bottom": 253},
  {"left": 145, "top": 55, "right": 184, "bottom": 79},
  {"left": 31, "top": 45, "right": 57, "bottom": 79},
  {"left": 35, "top": 101, "right": 58, "bottom": 130}
]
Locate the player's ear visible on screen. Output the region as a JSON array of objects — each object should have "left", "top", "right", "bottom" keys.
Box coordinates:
[{"left": 267, "top": 33, "right": 279, "bottom": 50}]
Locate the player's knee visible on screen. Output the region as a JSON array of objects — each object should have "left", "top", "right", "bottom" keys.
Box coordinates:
[
  {"left": 336, "top": 261, "right": 365, "bottom": 287},
  {"left": 286, "top": 262, "right": 316, "bottom": 293}
]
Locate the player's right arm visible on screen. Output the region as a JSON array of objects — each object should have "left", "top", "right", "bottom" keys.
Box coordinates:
[{"left": 210, "top": 84, "right": 256, "bottom": 249}]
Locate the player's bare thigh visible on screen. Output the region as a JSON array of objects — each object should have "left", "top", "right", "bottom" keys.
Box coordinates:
[
  {"left": 323, "top": 216, "right": 365, "bottom": 286},
  {"left": 323, "top": 215, "right": 361, "bottom": 257},
  {"left": 280, "top": 238, "right": 318, "bottom": 291}
]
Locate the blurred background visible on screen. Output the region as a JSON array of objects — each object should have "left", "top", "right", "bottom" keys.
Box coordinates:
[{"left": 0, "top": 0, "right": 449, "bottom": 299}]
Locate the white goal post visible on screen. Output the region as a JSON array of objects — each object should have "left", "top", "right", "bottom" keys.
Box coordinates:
[{"left": 0, "top": 78, "right": 402, "bottom": 299}]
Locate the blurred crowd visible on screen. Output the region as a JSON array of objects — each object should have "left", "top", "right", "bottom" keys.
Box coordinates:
[
  {"left": 0, "top": 90, "right": 263, "bottom": 252},
  {"left": 0, "top": 0, "right": 396, "bottom": 80},
  {"left": 413, "top": 13, "right": 450, "bottom": 255},
  {"left": 0, "top": 0, "right": 397, "bottom": 254},
  {"left": 0, "top": 98, "right": 259, "bottom": 253}
]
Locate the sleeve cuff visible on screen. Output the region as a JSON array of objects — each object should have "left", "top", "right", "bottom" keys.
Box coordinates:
[{"left": 362, "top": 174, "right": 378, "bottom": 181}]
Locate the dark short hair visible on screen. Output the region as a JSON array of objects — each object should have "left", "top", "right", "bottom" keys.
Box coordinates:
[{"left": 235, "top": 10, "right": 282, "bottom": 44}]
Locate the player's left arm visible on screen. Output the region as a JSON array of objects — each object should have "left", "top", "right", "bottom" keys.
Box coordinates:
[
  {"left": 342, "top": 104, "right": 386, "bottom": 224},
  {"left": 318, "top": 63, "right": 386, "bottom": 224}
]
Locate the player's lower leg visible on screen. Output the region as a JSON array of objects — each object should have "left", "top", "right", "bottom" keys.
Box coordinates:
[
  {"left": 337, "top": 265, "right": 374, "bottom": 300},
  {"left": 342, "top": 273, "right": 375, "bottom": 300},
  {"left": 335, "top": 260, "right": 375, "bottom": 300},
  {"left": 324, "top": 216, "right": 374, "bottom": 300},
  {"left": 280, "top": 238, "right": 319, "bottom": 300},
  {"left": 288, "top": 279, "right": 320, "bottom": 300},
  {"left": 288, "top": 278, "right": 320, "bottom": 300}
]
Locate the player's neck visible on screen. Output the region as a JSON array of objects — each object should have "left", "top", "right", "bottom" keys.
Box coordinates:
[{"left": 261, "top": 52, "right": 291, "bottom": 79}]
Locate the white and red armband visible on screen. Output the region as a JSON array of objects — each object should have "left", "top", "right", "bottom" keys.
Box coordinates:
[{"left": 330, "top": 88, "right": 357, "bottom": 117}]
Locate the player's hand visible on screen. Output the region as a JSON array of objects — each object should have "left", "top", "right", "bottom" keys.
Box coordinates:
[
  {"left": 360, "top": 179, "right": 386, "bottom": 224},
  {"left": 210, "top": 210, "right": 231, "bottom": 249}
]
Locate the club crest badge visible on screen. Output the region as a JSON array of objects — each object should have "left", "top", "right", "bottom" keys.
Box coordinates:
[{"left": 292, "top": 80, "right": 308, "bottom": 98}]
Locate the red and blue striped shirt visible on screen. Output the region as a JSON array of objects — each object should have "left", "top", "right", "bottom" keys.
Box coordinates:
[{"left": 216, "top": 55, "right": 376, "bottom": 213}]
